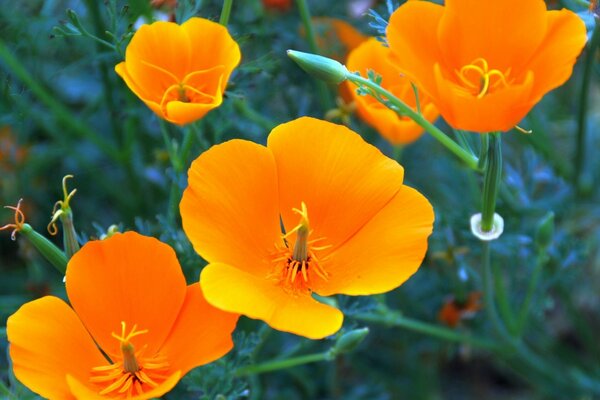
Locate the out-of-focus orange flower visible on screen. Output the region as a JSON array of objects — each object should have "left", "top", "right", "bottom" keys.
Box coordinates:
[
  {"left": 263, "top": 0, "right": 292, "bottom": 12},
  {"left": 7, "top": 232, "right": 238, "bottom": 399},
  {"left": 346, "top": 38, "right": 439, "bottom": 145},
  {"left": 115, "top": 18, "right": 241, "bottom": 125},
  {"left": 438, "top": 292, "right": 482, "bottom": 328},
  {"left": 150, "top": 0, "right": 177, "bottom": 10},
  {"left": 180, "top": 117, "right": 434, "bottom": 339},
  {"left": 0, "top": 126, "right": 28, "bottom": 172},
  {"left": 386, "top": 0, "right": 587, "bottom": 132},
  {"left": 312, "top": 17, "right": 367, "bottom": 63}
]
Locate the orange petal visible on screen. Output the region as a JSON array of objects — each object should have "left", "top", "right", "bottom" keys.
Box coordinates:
[
  {"left": 386, "top": 1, "right": 445, "bottom": 99},
  {"left": 66, "top": 232, "right": 187, "bottom": 358},
  {"left": 433, "top": 64, "right": 535, "bottom": 132},
  {"left": 7, "top": 296, "right": 106, "bottom": 400},
  {"left": 312, "top": 186, "right": 434, "bottom": 296},
  {"left": 164, "top": 95, "right": 222, "bottom": 125},
  {"left": 180, "top": 139, "right": 281, "bottom": 276},
  {"left": 526, "top": 9, "right": 587, "bottom": 102},
  {"left": 122, "top": 21, "right": 191, "bottom": 102},
  {"left": 267, "top": 117, "right": 404, "bottom": 250},
  {"left": 347, "top": 38, "right": 438, "bottom": 144},
  {"left": 115, "top": 62, "right": 164, "bottom": 119},
  {"left": 438, "top": 0, "right": 548, "bottom": 72},
  {"left": 201, "top": 263, "right": 343, "bottom": 339},
  {"left": 66, "top": 371, "right": 181, "bottom": 400},
  {"left": 159, "top": 284, "right": 238, "bottom": 376},
  {"left": 182, "top": 18, "right": 241, "bottom": 85}
]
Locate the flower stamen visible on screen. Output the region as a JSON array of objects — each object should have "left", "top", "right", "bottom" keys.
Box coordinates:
[
  {"left": 271, "top": 203, "right": 330, "bottom": 293},
  {"left": 90, "top": 321, "right": 170, "bottom": 398},
  {"left": 456, "top": 58, "right": 509, "bottom": 98}
]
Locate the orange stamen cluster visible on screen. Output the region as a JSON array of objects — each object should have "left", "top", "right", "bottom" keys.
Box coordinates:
[
  {"left": 0, "top": 199, "right": 26, "bottom": 241},
  {"left": 271, "top": 203, "right": 330, "bottom": 294},
  {"left": 90, "top": 322, "right": 169, "bottom": 398},
  {"left": 456, "top": 58, "right": 510, "bottom": 99}
]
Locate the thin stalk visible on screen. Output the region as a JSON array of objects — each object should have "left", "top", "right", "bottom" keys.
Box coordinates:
[
  {"left": 480, "top": 133, "right": 502, "bottom": 231},
  {"left": 178, "top": 123, "right": 198, "bottom": 172},
  {"left": 233, "top": 98, "right": 277, "bottom": 131},
  {"left": 347, "top": 73, "right": 479, "bottom": 170},
  {"left": 296, "top": 0, "right": 333, "bottom": 109},
  {"left": 515, "top": 251, "right": 550, "bottom": 334},
  {"left": 219, "top": 0, "right": 234, "bottom": 26},
  {"left": 234, "top": 352, "right": 331, "bottom": 377},
  {"left": 0, "top": 39, "right": 119, "bottom": 162},
  {"left": 353, "top": 312, "right": 498, "bottom": 350},
  {"left": 482, "top": 242, "right": 509, "bottom": 338},
  {"left": 575, "top": 21, "right": 600, "bottom": 194}
]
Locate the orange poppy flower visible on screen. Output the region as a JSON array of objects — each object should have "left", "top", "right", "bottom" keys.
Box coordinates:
[
  {"left": 7, "top": 232, "right": 238, "bottom": 399},
  {"left": 386, "top": 0, "right": 587, "bottom": 132},
  {"left": 180, "top": 117, "right": 434, "bottom": 339},
  {"left": 438, "top": 292, "right": 482, "bottom": 328},
  {"left": 115, "top": 18, "right": 241, "bottom": 125},
  {"left": 346, "top": 38, "right": 439, "bottom": 145},
  {"left": 262, "top": 0, "right": 292, "bottom": 11}
]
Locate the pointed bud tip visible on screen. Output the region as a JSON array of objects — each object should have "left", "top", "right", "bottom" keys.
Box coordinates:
[{"left": 287, "top": 50, "right": 348, "bottom": 85}]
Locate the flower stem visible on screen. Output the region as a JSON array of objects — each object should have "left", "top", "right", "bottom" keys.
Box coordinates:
[
  {"left": 0, "top": 38, "right": 119, "bottom": 162},
  {"left": 515, "top": 250, "right": 550, "bottom": 334},
  {"left": 346, "top": 73, "right": 479, "bottom": 170},
  {"left": 296, "top": 0, "right": 333, "bottom": 109},
  {"left": 353, "top": 311, "right": 498, "bottom": 350},
  {"left": 480, "top": 133, "right": 502, "bottom": 232},
  {"left": 234, "top": 352, "right": 332, "bottom": 377},
  {"left": 575, "top": 20, "right": 600, "bottom": 195},
  {"left": 219, "top": 0, "right": 234, "bottom": 26}
]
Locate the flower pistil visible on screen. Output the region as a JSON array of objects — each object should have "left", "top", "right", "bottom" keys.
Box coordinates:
[
  {"left": 90, "top": 321, "right": 169, "bottom": 397},
  {"left": 271, "top": 203, "right": 330, "bottom": 293}
]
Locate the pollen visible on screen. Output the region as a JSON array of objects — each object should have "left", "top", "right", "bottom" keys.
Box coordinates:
[
  {"left": 271, "top": 202, "right": 331, "bottom": 293},
  {"left": 90, "top": 321, "right": 170, "bottom": 398},
  {"left": 456, "top": 58, "right": 510, "bottom": 99}
]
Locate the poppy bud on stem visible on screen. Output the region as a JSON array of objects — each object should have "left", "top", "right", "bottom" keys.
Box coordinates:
[
  {"left": 1, "top": 199, "right": 68, "bottom": 275},
  {"left": 287, "top": 50, "right": 348, "bottom": 84},
  {"left": 47, "top": 175, "right": 80, "bottom": 259}
]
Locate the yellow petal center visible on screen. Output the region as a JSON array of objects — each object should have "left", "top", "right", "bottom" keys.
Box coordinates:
[
  {"left": 270, "top": 203, "right": 331, "bottom": 294},
  {"left": 90, "top": 321, "right": 170, "bottom": 398},
  {"left": 456, "top": 58, "right": 510, "bottom": 98}
]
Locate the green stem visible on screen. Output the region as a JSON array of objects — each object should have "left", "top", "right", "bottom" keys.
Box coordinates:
[
  {"left": 346, "top": 73, "right": 479, "bottom": 170},
  {"left": 353, "top": 312, "right": 498, "bottom": 350},
  {"left": 575, "top": 21, "right": 600, "bottom": 194},
  {"left": 233, "top": 98, "right": 277, "bottom": 131},
  {"left": 481, "top": 242, "right": 508, "bottom": 338},
  {"left": 219, "top": 0, "right": 234, "bottom": 26},
  {"left": 20, "top": 224, "right": 68, "bottom": 275},
  {"left": 178, "top": 123, "right": 198, "bottom": 172},
  {"left": 515, "top": 251, "right": 550, "bottom": 334},
  {"left": 480, "top": 133, "right": 502, "bottom": 231},
  {"left": 234, "top": 352, "right": 332, "bottom": 377},
  {"left": 0, "top": 38, "right": 119, "bottom": 162},
  {"left": 296, "top": 0, "right": 333, "bottom": 109}
]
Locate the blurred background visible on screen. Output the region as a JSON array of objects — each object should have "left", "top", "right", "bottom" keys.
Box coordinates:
[{"left": 1, "top": 0, "right": 599, "bottom": 398}]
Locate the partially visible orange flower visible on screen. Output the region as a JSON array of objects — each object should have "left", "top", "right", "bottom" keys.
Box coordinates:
[
  {"left": 438, "top": 292, "right": 482, "bottom": 328},
  {"left": 346, "top": 38, "right": 439, "bottom": 145},
  {"left": 386, "top": 0, "right": 587, "bottom": 132},
  {"left": 7, "top": 232, "right": 238, "bottom": 399},
  {"left": 180, "top": 117, "right": 434, "bottom": 339},
  {"left": 263, "top": 0, "right": 292, "bottom": 12},
  {"left": 115, "top": 18, "right": 241, "bottom": 125}
]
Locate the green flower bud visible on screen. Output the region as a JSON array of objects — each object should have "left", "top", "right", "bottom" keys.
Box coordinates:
[
  {"left": 332, "top": 327, "right": 369, "bottom": 355},
  {"left": 287, "top": 50, "right": 348, "bottom": 84}
]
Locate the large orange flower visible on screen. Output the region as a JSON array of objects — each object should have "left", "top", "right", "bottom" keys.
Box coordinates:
[
  {"left": 386, "top": 0, "right": 587, "bottom": 132},
  {"left": 346, "top": 37, "right": 439, "bottom": 145},
  {"left": 180, "top": 117, "right": 434, "bottom": 339},
  {"left": 7, "top": 232, "right": 238, "bottom": 399},
  {"left": 115, "top": 18, "right": 241, "bottom": 125}
]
